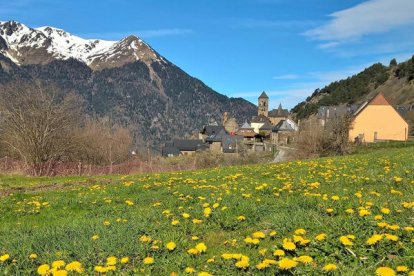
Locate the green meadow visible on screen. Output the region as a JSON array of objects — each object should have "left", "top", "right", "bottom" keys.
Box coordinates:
[{"left": 0, "top": 146, "right": 413, "bottom": 275}]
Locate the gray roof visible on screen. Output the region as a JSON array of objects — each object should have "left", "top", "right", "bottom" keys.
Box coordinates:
[
  {"left": 162, "top": 146, "right": 181, "bottom": 157},
  {"left": 259, "top": 121, "right": 273, "bottom": 130},
  {"left": 201, "top": 125, "right": 225, "bottom": 136},
  {"left": 239, "top": 121, "right": 253, "bottom": 129},
  {"left": 272, "top": 119, "right": 295, "bottom": 132},
  {"left": 268, "top": 103, "right": 289, "bottom": 118},
  {"left": 317, "top": 105, "right": 360, "bottom": 119},
  {"left": 250, "top": 114, "right": 271, "bottom": 123},
  {"left": 206, "top": 129, "right": 227, "bottom": 142},
  {"left": 172, "top": 139, "right": 208, "bottom": 151},
  {"left": 259, "top": 91, "right": 269, "bottom": 99},
  {"left": 222, "top": 135, "right": 243, "bottom": 153}
]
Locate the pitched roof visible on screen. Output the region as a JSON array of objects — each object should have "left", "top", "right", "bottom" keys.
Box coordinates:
[
  {"left": 222, "top": 135, "right": 243, "bottom": 153},
  {"left": 250, "top": 114, "right": 271, "bottom": 123},
  {"left": 239, "top": 121, "right": 253, "bottom": 129},
  {"left": 369, "top": 93, "right": 390, "bottom": 105},
  {"left": 162, "top": 146, "right": 181, "bottom": 157},
  {"left": 268, "top": 108, "right": 289, "bottom": 118},
  {"left": 172, "top": 139, "right": 208, "bottom": 151},
  {"left": 201, "top": 125, "right": 225, "bottom": 136},
  {"left": 236, "top": 129, "right": 257, "bottom": 138},
  {"left": 258, "top": 91, "right": 269, "bottom": 99},
  {"left": 259, "top": 120, "right": 273, "bottom": 130},
  {"left": 206, "top": 129, "right": 227, "bottom": 142},
  {"left": 272, "top": 119, "right": 295, "bottom": 132},
  {"left": 353, "top": 92, "right": 408, "bottom": 124}
]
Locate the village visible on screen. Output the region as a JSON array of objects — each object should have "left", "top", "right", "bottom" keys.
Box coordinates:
[{"left": 162, "top": 91, "right": 412, "bottom": 158}]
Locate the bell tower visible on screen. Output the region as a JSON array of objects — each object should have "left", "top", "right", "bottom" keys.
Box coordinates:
[{"left": 258, "top": 91, "right": 269, "bottom": 117}]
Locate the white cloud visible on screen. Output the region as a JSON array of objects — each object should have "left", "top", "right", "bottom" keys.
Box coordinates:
[
  {"left": 305, "top": 0, "right": 414, "bottom": 43},
  {"left": 318, "top": 42, "right": 339, "bottom": 49},
  {"left": 272, "top": 74, "right": 299, "bottom": 80}
]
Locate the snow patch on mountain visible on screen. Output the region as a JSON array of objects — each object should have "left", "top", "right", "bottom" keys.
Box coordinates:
[{"left": 0, "top": 21, "right": 165, "bottom": 68}]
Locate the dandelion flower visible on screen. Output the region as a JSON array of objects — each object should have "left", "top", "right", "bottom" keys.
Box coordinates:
[
  {"left": 323, "top": 264, "right": 337, "bottom": 272},
  {"left": 375, "top": 267, "right": 396, "bottom": 276},
  {"left": 252, "top": 231, "right": 266, "bottom": 239},
  {"left": 396, "top": 266, "right": 408, "bottom": 272},
  {"left": 366, "top": 234, "right": 383, "bottom": 245},
  {"left": 166, "top": 241, "right": 177, "bottom": 251},
  {"left": 187, "top": 248, "right": 199, "bottom": 255},
  {"left": 278, "top": 258, "right": 298, "bottom": 270},
  {"left": 195, "top": 242, "right": 207, "bottom": 253},
  {"left": 339, "top": 236, "right": 353, "bottom": 246},
  {"left": 294, "top": 228, "right": 306, "bottom": 235},
  {"left": 315, "top": 233, "right": 327, "bottom": 241},
  {"left": 121, "top": 257, "right": 129, "bottom": 264},
  {"left": 381, "top": 208, "right": 390, "bottom": 214},
  {"left": 106, "top": 257, "right": 117, "bottom": 266},
  {"left": 37, "top": 264, "right": 50, "bottom": 275},
  {"left": 235, "top": 256, "right": 250, "bottom": 269},
  {"left": 52, "top": 260, "right": 65, "bottom": 269},
  {"left": 273, "top": 249, "right": 285, "bottom": 257},
  {"left": 65, "top": 261, "right": 83, "bottom": 273},
  {"left": 296, "top": 255, "right": 313, "bottom": 264},
  {"left": 29, "top": 253, "right": 38, "bottom": 259},
  {"left": 282, "top": 241, "right": 296, "bottom": 251},
  {"left": 0, "top": 254, "right": 10, "bottom": 263},
  {"left": 237, "top": 215, "right": 246, "bottom": 221},
  {"left": 143, "top": 257, "right": 154, "bottom": 265}
]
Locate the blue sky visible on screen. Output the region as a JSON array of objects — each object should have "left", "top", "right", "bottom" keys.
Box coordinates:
[{"left": 1, "top": 0, "right": 414, "bottom": 109}]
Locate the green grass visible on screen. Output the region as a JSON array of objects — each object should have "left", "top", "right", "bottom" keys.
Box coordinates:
[{"left": 0, "top": 147, "right": 413, "bottom": 275}]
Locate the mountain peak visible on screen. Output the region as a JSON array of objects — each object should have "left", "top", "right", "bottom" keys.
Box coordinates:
[{"left": 0, "top": 20, "right": 164, "bottom": 70}]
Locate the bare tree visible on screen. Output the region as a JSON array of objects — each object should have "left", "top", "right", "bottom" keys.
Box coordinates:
[
  {"left": 72, "top": 118, "right": 132, "bottom": 172},
  {"left": 0, "top": 82, "right": 82, "bottom": 175},
  {"left": 293, "top": 114, "right": 353, "bottom": 159}
]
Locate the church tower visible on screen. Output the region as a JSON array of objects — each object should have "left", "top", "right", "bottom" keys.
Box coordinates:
[{"left": 258, "top": 91, "right": 269, "bottom": 117}]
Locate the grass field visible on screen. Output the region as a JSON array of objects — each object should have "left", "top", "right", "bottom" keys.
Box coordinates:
[{"left": 0, "top": 147, "right": 413, "bottom": 275}]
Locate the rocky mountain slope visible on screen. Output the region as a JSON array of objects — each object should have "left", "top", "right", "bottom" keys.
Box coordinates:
[{"left": 0, "top": 21, "right": 256, "bottom": 149}]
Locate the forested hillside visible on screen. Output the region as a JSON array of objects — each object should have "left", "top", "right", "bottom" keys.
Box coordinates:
[{"left": 292, "top": 56, "right": 414, "bottom": 119}]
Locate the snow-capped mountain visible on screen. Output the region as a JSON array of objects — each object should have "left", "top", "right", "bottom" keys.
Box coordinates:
[
  {"left": 0, "top": 21, "right": 165, "bottom": 70},
  {"left": 0, "top": 21, "right": 256, "bottom": 147}
]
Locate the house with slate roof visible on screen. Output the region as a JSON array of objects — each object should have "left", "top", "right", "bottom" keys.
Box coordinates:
[
  {"left": 205, "top": 129, "right": 243, "bottom": 153},
  {"left": 271, "top": 119, "right": 298, "bottom": 145},
  {"left": 161, "top": 139, "right": 208, "bottom": 157}
]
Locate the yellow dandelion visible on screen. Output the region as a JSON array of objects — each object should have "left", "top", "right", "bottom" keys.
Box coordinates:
[
  {"left": 375, "top": 267, "right": 396, "bottom": 276},
  {"left": 366, "top": 234, "right": 383, "bottom": 245},
  {"left": 121, "top": 257, "right": 129, "bottom": 264},
  {"left": 185, "top": 267, "right": 196, "bottom": 273},
  {"left": 339, "top": 236, "right": 353, "bottom": 246},
  {"left": 166, "top": 241, "right": 177, "bottom": 251},
  {"left": 143, "top": 257, "right": 154, "bottom": 265},
  {"left": 282, "top": 241, "right": 296, "bottom": 251},
  {"left": 278, "top": 258, "right": 298, "bottom": 270},
  {"left": 37, "top": 264, "right": 50, "bottom": 275},
  {"left": 323, "top": 263, "right": 337, "bottom": 272},
  {"left": 195, "top": 242, "right": 207, "bottom": 253}
]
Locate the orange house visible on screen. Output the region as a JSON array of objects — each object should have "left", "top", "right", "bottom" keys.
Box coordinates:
[{"left": 349, "top": 93, "right": 409, "bottom": 143}]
